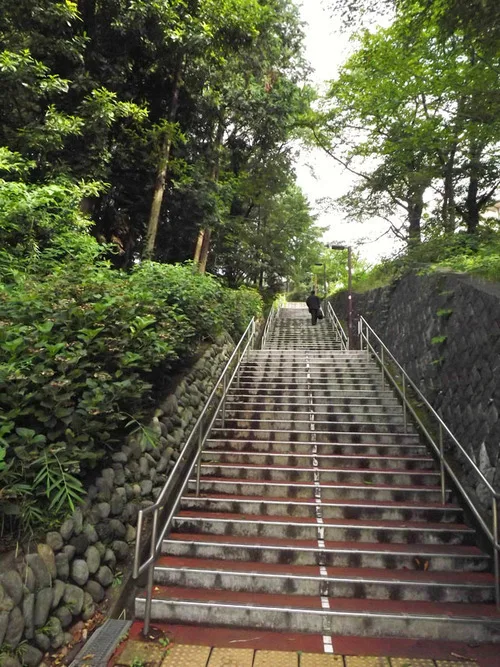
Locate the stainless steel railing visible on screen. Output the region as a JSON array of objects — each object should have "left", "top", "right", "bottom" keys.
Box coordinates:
[
  {"left": 261, "top": 298, "right": 283, "bottom": 348},
  {"left": 327, "top": 301, "right": 348, "bottom": 350},
  {"left": 358, "top": 315, "right": 500, "bottom": 607},
  {"left": 133, "top": 318, "right": 257, "bottom": 633}
]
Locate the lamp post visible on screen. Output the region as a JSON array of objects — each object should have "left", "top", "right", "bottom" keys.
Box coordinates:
[{"left": 330, "top": 244, "right": 353, "bottom": 348}]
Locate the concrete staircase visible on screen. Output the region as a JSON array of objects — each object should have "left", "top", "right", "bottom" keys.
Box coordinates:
[
  {"left": 135, "top": 303, "right": 500, "bottom": 643},
  {"left": 263, "top": 302, "right": 343, "bottom": 350}
]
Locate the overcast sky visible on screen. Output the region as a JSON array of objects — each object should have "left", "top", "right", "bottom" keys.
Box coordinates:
[{"left": 295, "top": 2, "right": 402, "bottom": 263}]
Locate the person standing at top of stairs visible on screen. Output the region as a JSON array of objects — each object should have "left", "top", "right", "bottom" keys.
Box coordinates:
[{"left": 305, "top": 290, "right": 322, "bottom": 325}]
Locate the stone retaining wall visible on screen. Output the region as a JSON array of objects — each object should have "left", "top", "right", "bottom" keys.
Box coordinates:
[
  {"left": 330, "top": 273, "right": 500, "bottom": 508},
  {"left": 0, "top": 336, "right": 234, "bottom": 667}
]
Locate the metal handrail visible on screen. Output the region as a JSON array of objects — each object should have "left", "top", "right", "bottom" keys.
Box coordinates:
[
  {"left": 261, "top": 298, "right": 282, "bottom": 348},
  {"left": 133, "top": 317, "right": 257, "bottom": 633},
  {"left": 327, "top": 301, "right": 348, "bottom": 350},
  {"left": 358, "top": 316, "right": 500, "bottom": 607}
]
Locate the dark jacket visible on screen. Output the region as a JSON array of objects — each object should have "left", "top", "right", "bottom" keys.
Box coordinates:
[{"left": 306, "top": 294, "right": 321, "bottom": 310}]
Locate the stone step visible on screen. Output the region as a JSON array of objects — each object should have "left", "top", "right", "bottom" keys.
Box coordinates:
[
  {"left": 226, "top": 399, "right": 402, "bottom": 409},
  {"left": 162, "top": 533, "right": 491, "bottom": 571},
  {"left": 226, "top": 389, "right": 400, "bottom": 399},
  {"left": 180, "top": 494, "right": 463, "bottom": 522},
  {"left": 205, "top": 439, "right": 428, "bottom": 456},
  {"left": 235, "top": 380, "right": 389, "bottom": 391},
  {"left": 237, "top": 371, "right": 385, "bottom": 380},
  {"left": 249, "top": 349, "right": 368, "bottom": 354},
  {"left": 263, "top": 339, "right": 341, "bottom": 343},
  {"left": 173, "top": 511, "right": 476, "bottom": 545},
  {"left": 236, "top": 367, "right": 383, "bottom": 374},
  {"left": 241, "top": 371, "right": 379, "bottom": 378},
  {"left": 225, "top": 396, "right": 402, "bottom": 408},
  {"left": 215, "top": 418, "right": 416, "bottom": 432},
  {"left": 210, "top": 428, "right": 420, "bottom": 444},
  {"left": 223, "top": 408, "right": 406, "bottom": 420},
  {"left": 206, "top": 438, "right": 427, "bottom": 454},
  {"left": 188, "top": 478, "right": 448, "bottom": 502},
  {"left": 200, "top": 451, "right": 434, "bottom": 471},
  {"left": 197, "top": 463, "right": 439, "bottom": 486},
  {"left": 136, "top": 585, "right": 500, "bottom": 642},
  {"left": 246, "top": 356, "right": 373, "bottom": 362},
  {"left": 153, "top": 556, "right": 494, "bottom": 603}
]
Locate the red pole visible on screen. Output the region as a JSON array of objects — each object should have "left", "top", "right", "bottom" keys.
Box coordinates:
[{"left": 347, "top": 246, "right": 353, "bottom": 349}]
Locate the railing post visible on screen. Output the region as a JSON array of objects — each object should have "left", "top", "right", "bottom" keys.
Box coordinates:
[
  {"left": 143, "top": 507, "right": 159, "bottom": 636},
  {"left": 380, "top": 346, "right": 385, "bottom": 389},
  {"left": 493, "top": 496, "right": 500, "bottom": 608},
  {"left": 236, "top": 347, "right": 241, "bottom": 387},
  {"left": 402, "top": 375, "right": 407, "bottom": 433},
  {"left": 221, "top": 373, "right": 227, "bottom": 427},
  {"left": 133, "top": 511, "right": 143, "bottom": 578},
  {"left": 195, "top": 426, "right": 203, "bottom": 496},
  {"left": 439, "top": 423, "right": 446, "bottom": 505},
  {"left": 365, "top": 328, "right": 370, "bottom": 359}
]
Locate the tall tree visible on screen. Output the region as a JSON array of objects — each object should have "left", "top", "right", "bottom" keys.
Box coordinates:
[{"left": 316, "top": 16, "right": 500, "bottom": 245}]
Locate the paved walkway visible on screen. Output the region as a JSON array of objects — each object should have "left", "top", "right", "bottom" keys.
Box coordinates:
[{"left": 107, "top": 620, "right": 497, "bottom": 666}]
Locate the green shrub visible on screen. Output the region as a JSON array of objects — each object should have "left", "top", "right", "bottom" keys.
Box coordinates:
[
  {"left": 0, "top": 152, "right": 263, "bottom": 536},
  {"left": 223, "top": 286, "right": 263, "bottom": 339},
  {"left": 0, "top": 257, "right": 261, "bottom": 536},
  {"left": 351, "top": 230, "right": 500, "bottom": 293}
]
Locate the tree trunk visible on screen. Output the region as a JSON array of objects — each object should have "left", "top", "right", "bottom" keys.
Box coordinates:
[
  {"left": 258, "top": 266, "right": 264, "bottom": 289},
  {"left": 196, "top": 119, "right": 225, "bottom": 273},
  {"left": 442, "top": 146, "right": 457, "bottom": 233},
  {"left": 464, "top": 141, "right": 483, "bottom": 234},
  {"left": 143, "top": 65, "right": 182, "bottom": 259},
  {"left": 78, "top": 0, "right": 96, "bottom": 39},
  {"left": 198, "top": 228, "right": 212, "bottom": 273},
  {"left": 407, "top": 186, "right": 424, "bottom": 244},
  {"left": 193, "top": 229, "right": 204, "bottom": 264},
  {"left": 465, "top": 174, "right": 480, "bottom": 234},
  {"left": 256, "top": 205, "right": 264, "bottom": 287}
]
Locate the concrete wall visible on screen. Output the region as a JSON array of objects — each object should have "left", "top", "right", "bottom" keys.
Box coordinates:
[{"left": 330, "top": 273, "right": 500, "bottom": 507}]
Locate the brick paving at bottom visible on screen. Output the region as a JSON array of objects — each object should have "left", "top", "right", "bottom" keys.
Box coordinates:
[
  {"left": 107, "top": 623, "right": 497, "bottom": 667},
  {"left": 111, "top": 642, "right": 482, "bottom": 667}
]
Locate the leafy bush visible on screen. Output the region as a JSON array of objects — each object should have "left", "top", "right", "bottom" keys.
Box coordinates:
[
  {"left": 0, "top": 148, "right": 103, "bottom": 263},
  {"left": 0, "top": 258, "right": 262, "bottom": 536},
  {"left": 352, "top": 230, "right": 500, "bottom": 293},
  {"left": 0, "top": 150, "right": 262, "bottom": 538},
  {"left": 426, "top": 232, "right": 500, "bottom": 281},
  {"left": 223, "top": 286, "right": 263, "bottom": 339}
]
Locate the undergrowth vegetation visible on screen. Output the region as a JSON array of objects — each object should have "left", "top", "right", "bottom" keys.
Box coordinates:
[
  {"left": 0, "top": 151, "right": 262, "bottom": 540},
  {"left": 352, "top": 230, "right": 500, "bottom": 293}
]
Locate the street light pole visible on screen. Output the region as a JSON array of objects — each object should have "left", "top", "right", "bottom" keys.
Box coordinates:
[{"left": 331, "top": 244, "right": 353, "bottom": 349}]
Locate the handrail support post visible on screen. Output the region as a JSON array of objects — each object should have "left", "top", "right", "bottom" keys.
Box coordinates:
[
  {"left": 143, "top": 508, "right": 158, "bottom": 637},
  {"left": 236, "top": 347, "right": 241, "bottom": 387},
  {"left": 381, "top": 346, "right": 385, "bottom": 389},
  {"left": 439, "top": 423, "right": 446, "bottom": 505},
  {"left": 221, "top": 373, "right": 227, "bottom": 427},
  {"left": 195, "top": 427, "right": 203, "bottom": 496},
  {"left": 402, "top": 376, "right": 407, "bottom": 433},
  {"left": 493, "top": 497, "right": 500, "bottom": 608}
]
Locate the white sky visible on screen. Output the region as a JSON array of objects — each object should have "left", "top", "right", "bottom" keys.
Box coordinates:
[{"left": 295, "top": 1, "right": 402, "bottom": 263}]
